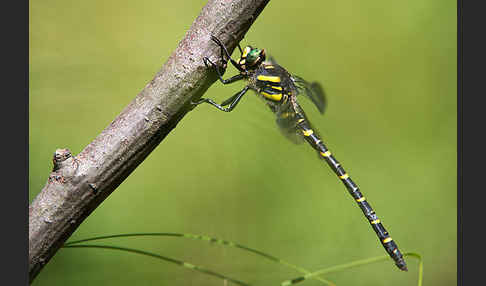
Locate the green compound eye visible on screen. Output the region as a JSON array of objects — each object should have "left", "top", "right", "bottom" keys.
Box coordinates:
[{"left": 246, "top": 48, "right": 262, "bottom": 65}]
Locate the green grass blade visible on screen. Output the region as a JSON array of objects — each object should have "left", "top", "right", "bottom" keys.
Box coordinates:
[
  {"left": 64, "top": 233, "right": 184, "bottom": 245},
  {"left": 403, "top": 252, "right": 423, "bottom": 286},
  {"left": 281, "top": 252, "right": 423, "bottom": 286},
  {"left": 63, "top": 244, "right": 250, "bottom": 286},
  {"left": 65, "top": 232, "right": 334, "bottom": 285}
]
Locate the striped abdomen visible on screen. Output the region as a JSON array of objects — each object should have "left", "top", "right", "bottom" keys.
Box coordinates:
[{"left": 296, "top": 116, "right": 408, "bottom": 271}]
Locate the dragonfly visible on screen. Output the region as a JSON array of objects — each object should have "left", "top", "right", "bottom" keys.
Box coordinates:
[{"left": 192, "top": 35, "right": 408, "bottom": 272}]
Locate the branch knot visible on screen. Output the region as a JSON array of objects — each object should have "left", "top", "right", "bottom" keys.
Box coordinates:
[{"left": 52, "top": 149, "right": 73, "bottom": 171}]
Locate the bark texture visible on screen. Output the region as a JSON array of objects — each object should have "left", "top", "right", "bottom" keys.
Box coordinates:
[{"left": 28, "top": 0, "right": 270, "bottom": 282}]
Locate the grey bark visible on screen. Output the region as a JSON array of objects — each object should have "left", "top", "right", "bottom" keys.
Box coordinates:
[{"left": 28, "top": 0, "right": 270, "bottom": 282}]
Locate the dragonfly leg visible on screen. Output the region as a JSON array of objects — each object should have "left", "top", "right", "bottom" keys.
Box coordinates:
[
  {"left": 192, "top": 86, "right": 250, "bottom": 112},
  {"left": 237, "top": 43, "right": 243, "bottom": 54},
  {"left": 220, "top": 93, "right": 240, "bottom": 106},
  {"left": 203, "top": 57, "right": 245, "bottom": 85},
  {"left": 210, "top": 35, "right": 245, "bottom": 72}
]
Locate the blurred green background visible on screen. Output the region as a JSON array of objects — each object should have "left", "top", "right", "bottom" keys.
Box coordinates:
[{"left": 29, "top": 0, "right": 456, "bottom": 285}]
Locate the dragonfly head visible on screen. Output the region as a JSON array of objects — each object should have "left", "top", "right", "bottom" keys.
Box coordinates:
[{"left": 238, "top": 46, "right": 266, "bottom": 70}]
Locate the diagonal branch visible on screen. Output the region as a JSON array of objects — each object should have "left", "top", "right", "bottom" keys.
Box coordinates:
[{"left": 28, "top": 0, "right": 270, "bottom": 282}]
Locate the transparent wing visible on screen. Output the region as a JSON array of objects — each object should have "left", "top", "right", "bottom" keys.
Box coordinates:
[
  {"left": 271, "top": 99, "right": 323, "bottom": 146},
  {"left": 270, "top": 100, "right": 304, "bottom": 145},
  {"left": 291, "top": 75, "right": 327, "bottom": 115},
  {"left": 291, "top": 100, "right": 323, "bottom": 139},
  {"left": 264, "top": 55, "right": 279, "bottom": 66}
]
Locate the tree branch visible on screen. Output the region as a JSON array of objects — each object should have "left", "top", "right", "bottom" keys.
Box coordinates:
[{"left": 28, "top": 0, "right": 270, "bottom": 282}]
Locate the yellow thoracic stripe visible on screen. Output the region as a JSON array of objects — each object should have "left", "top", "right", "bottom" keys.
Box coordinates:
[
  {"left": 297, "top": 118, "right": 305, "bottom": 123},
  {"left": 356, "top": 197, "right": 366, "bottom": 202},
  {"left": 320, "top": 151, "right": 332, "bottom": 157},
  {"left": 257, "top": 75, "right": 281, "bottom": 83},
  {"left": 265, "top": 65, "right": 275, "bottom": 69},
  {"left": 371, "top": 219, "right": 381, "bottom": 224},
  {"left": 261, "top": 91, "right": 282, "bottom": 101},
  {"left": 382, "top": 237, "right": 393, "bottom": 243},
  {"left": 302, "top": 129, "right": 314, "bottom": 136},
  {"left": 339, "top": 173, "right": 349, "bottom": 180},
  {"left": 272, "top": 86, "right": 282, "bottom": 90}
]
